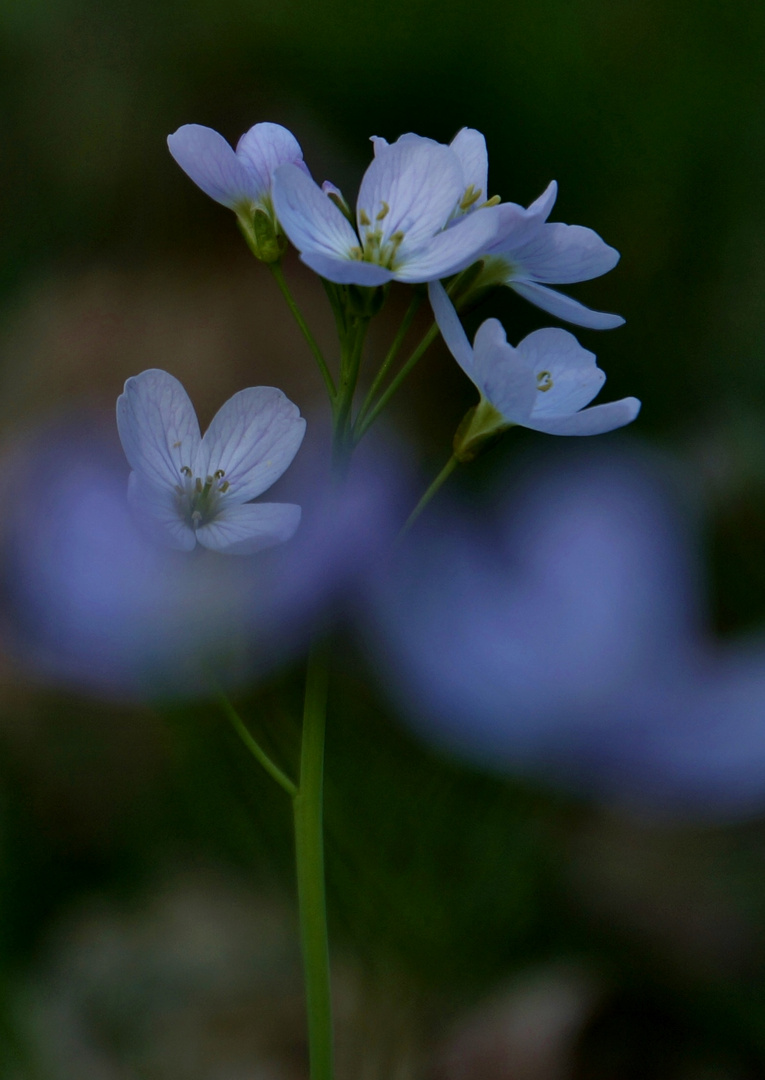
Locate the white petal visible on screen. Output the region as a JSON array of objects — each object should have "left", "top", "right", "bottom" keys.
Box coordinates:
[
  {"left": 167, "top": 125, "right": 262, "bottom": 209},
  {"left": 471, "top": 322, "right": 537, "bottom": 421},
  {"left": 518, "top": 328, "right": 605, "bottom": 416},
  {"left": 117, "top": 369, "right": 201, "bottom": 492},
  {"left": 396, "top": 205, "right": 502, "bottom": 282},
  {"left": 196, "top": 502, "right": 301, "bottom": 554},
  {"left": 272, "top": 163, "right": 360, "bottom": 258},
  {"left": 449, "top": 128, "right": 489, "bottom": 202},
  {"left": 509, "top": 222, "right": 620, "bottom": 284},
  {"left": 357, "top": 137, "right": 463, "bottom": 255},
  {"left": 198, "top": 387, "right": 306, "bottom": 503},
  {"left": 510, "top": 280, "right": 625, "bottom": 330},
  {"left": 300, "top": 251, "right": 394, "bottom": 286},
  {"left": 485, "top": 182, "right": 559, "bottom": 256},
  {"left": 235, "top": 122, "right": 307, "bottom": 194},
  {"left": 428, "top": 281, "right": 475, "bottom": 376},
  {"left": 526, "top": 179, "right": 558, "bottom": 220},
  {"left": 527, "top": 397, "right": 641, "bottom": 436},
  {"left": 127, "top": 471, "right": 196, "bottom": 551}
]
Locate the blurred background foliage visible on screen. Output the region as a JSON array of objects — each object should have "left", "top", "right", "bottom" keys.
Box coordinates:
[{"left": 2, "top": 1, "right": 765, "bottom": 1076}]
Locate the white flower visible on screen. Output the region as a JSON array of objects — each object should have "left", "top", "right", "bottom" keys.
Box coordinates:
[
  {"left": 429, "top": 281, "right": 639, "bottom": 444},
  {"left": 271, "top": 134, "right": 501, "bottom": 286},
  {"left": 117, "top": 369, "right": 306, "bottom": 554}
]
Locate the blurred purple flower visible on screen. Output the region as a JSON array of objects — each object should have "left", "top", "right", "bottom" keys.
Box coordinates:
[
  {"left": 117, "top": 369, "right": 305, "bottom": 554},
  {"left": 1, "top": 417, "right": 405, "bottom": 700},
  {"left": 366, "top": 447, "right": 765, "bottom": 818}
]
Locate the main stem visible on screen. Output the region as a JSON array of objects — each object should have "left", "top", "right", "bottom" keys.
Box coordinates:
[{"left": 293, "top": 637, "right": 334, "bottom": 1080}]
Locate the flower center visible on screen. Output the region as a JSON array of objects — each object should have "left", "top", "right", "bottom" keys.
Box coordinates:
[
  {"left": 536, "top": 370, "right": 554, "bottom": 392},
  {"left": 176, "top": 466, "right": 230, "bottom": 529},
  {"left": 354, "top": 201, "right": 405, "bottom": 269}
]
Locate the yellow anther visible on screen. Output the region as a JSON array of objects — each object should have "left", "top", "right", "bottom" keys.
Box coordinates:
[
  {"left": 376, "top": 201, "right": 390, "bottom": 221},
  {"left": 537, "top": 370, "right": 554, "bottom": 392},
  {"left": 181, "top": 465, "right": 192, "bottom": 477},
  {"left": 195, "top": 477, "right": 203, "bottom": 493},
  {"left": 220, "top": 480, "right": 230, "bottom": 493},
  {"left": 350, "top": 245, "right": 363, "bottom": 260},
  {"left": 482, "top": 195, "right": 501, "bottom": 208},
  {"left": 459, "top": 185, "right": 483, "bottom": 211},
  {"left": 359, "top": 209, "right": 371, "bottom": 226},
  {"left": 214, "top": 468, "right": 225, "bottom": 479},
  {"left": 172, "top": 440, "right": 182, "bottom": 449}
]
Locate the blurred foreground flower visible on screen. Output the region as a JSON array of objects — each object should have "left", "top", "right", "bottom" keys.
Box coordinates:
[
  {"left": 117, "top": 369, "right": 305, "bottom": 554},
  {"left": 1, "top": 417, "right": 404, "bottom": 699},
  {"left": 367, "top": 447, "right": 765, "bottom": 818}
]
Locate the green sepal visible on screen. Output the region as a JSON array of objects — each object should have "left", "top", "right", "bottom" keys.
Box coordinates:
[
  {"left": 346, "top": 282, "right": 388, "bottom": 318},
  {"left": 237, "top": 208, "right": 287, "bottom": 264},
  {"left": 453, "top": 396, "right": 513, "bottom": 463}
]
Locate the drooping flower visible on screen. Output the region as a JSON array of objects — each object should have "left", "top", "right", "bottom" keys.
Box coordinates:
[
  {"left": 167, "top": 122, "right": 309, "bottom": 260},
  {"left": 429, "top": 281, "right": 639, "bottom": 457},
  {"left": 271, "top": 134, "right": 502, "bottom": 286},
  {"left": 436, "top": 127, "right": 624, "bottom": 329},
  {"left": 117, "top": 369, "right": 306, "bottom": 554}
]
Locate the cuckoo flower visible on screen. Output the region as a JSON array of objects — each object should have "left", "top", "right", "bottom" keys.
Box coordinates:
[
  {"left": 434, "top": 128, "right": 624, "bottom": 329},
  {"left": 429, "top": 281, "right": 639, "bottom": 457},
  {"left": 167, "top": 122, "right": 308, "bottom": 259},
  {"left": 117, "top": 369, "right": 305, "bottom": 554},
  {"left": 271, "top": 134, "right": 502, "bottom": 286}
]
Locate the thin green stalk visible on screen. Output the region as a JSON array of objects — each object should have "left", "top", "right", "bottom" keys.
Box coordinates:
[
  {"left": 218, "top": 693, "right": 297, "bottom": 797},
  {"left": 333, "top": 317, "right": 369, "bottom": 470},
  {"left": 398, "top": 453, "right": 459, "bottom": 540},
  {"left": 353, "top": 293, "right": 422, "bottom": 435},
  {"left": 354, "top": 321, "right": 439, "bottom": 442},
  {"left": 269, "top": 263, "right": 337, "bottom": 399},
  {"left": 293, "top": 637, "right": 334, "bottom": 1080}
]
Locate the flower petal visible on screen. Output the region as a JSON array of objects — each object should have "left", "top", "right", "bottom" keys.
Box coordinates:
[
  {"left": 300, "top": 251, "right": 394, "bottom": 286},
  {"left": 527, "top": 397, "right": 641, "bottom": 436},
  {"left": 510, "top": 280, "right": 625, "bottom": 330},
  {"left": 518, "top": 328, "right": 605, "bottom": 416},
  {"left": 198, "top": 386, "right": 306, "bottom": 503},
  {"left": 471, "top": 321, "right": 537, "bottom": 421},
  {"left": 428, "top": 281, "right": 475, "bottom": 376},
  {"left": 117, "top": 369, "right": 201, "bottom": 492},
  {"left": 127, "top": 472, "right": 196, "bottom": 551},
  {"left": 235, "top": 122, "right": 307, "bottom": 194},
  {"left": 195, "top": 502, "right": 302, "bottom": 554},
  {"left": 272, "top": 163, "right": 360, "bottom": 259},
  {"left": 167, "top": 125, "right": 262, "bottom": 209},
  {"left": 357, "top": 136, "right": 463, "bottom": 255},
  {"left": 486, "top": 181, "right": 559, "bottom": 255},
  {"left": 509, "top": 222, "right": 621, "bottom": 284},
  {"left": 449, "top": 128, "right": 489, "bottom": 203},
  {"left": 396, "top": 205, "right": 502, "bottom": 282}
]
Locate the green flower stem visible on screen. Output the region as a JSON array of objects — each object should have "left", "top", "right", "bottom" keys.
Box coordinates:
[
  {"left": 353, "top": 321, "right": 439, "bottom": 443},
  {"left": 293, "top": 636, "right": 334, "bottom": 1080},
  {"left": 398, "top": 453, "right": 460, "bottom": 540},
  {"left": 332, "top": 317, "right": 369, "bottom": 471},
  {"left": 218, "top": 693, "right": 298, "bottom": 797},
  {"left": 353, "top": 293, "right": 422, "bottom": 435},
  {"left": 269, "top": 263, "right": 337, "bottom": 400}
]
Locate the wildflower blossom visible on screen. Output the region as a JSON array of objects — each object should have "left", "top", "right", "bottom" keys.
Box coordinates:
[
  {"left": 429, "top": 281, "right": 639, "bottom": 454},
  {"left": 117, "top": 369, "right": 305, "bottom": 554},
  {"left": 271, "top": 134, "right": 502, "bottom": 285}
]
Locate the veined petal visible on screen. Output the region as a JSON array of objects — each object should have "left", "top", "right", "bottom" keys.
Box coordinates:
[
  {"left": 518, "top": 328, "right": 605, "bottom": 416},
  {"left": 428, "top": 281, "right": 475, "bottom": 376},
  {"left": 272, "top": 163, "right": 360, "bottom": 259},
  {"left": 167, "top": 125, "right": 262, "bottom": 209},
  {"left": 527, "top": 397, "right": 641, "bottom": 436},
  {"left": 526, "top": 179, "right": 558, "bottom": 221},
  {"left": 486, "top": 182, "right": 559, "bottom": 255},
  {"left": 396, "top": 205, "right": 502, "bottom": 282},
  {"left": 357, "top": 137, "right": 463, "bottom": 255},
  {"left": 511, "top": 280, "right": 625, "bottom": 330},
  {"left": 236, "top": 122, "right": 307, "bottom": 194},
  {"left": 300, "top": 251, "right": 394, "bottom": 286},
  {"left": 472, "top": 332, "right": 538, "bottom": 423},
  {"left": 198, "top": 386, "right": 306, "bottom": 503},
  {"left": 127, "top": 472, "right": 196, "bottom": 551},
  {"left": 449, "top": 128, "right": 489, "bottom": 205},
  {"left": 195, "top": 502, "right": 302, "bottom": 555},
  {"left": 509, "top": 222, "right": 620, "bottom": 284},
  {"left": 117, "top": 369, "right": 201, "bottom": 492}
]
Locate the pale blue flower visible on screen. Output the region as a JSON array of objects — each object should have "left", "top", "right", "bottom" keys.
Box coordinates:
[
  {"left": 429, "top": 281, "right": 639, "bottom": 443},
  {"left": 438, "top": 128, "right": 624, "bottom": 329},
  {"left": 117, "top": 369, "right": 306, "bottom": 554},
  {"left": 271, "top": 134, "right": 502, "bottom": 286},
  {"left": 167, "top": 122, "right": 308, "bottom": 215}
]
